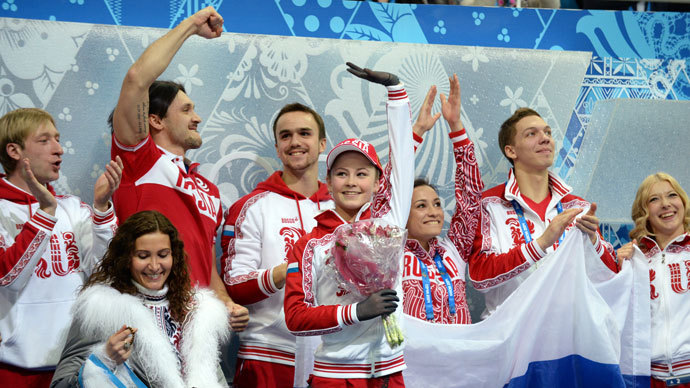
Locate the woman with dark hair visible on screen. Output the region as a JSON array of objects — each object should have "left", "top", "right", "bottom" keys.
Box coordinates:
[
  {"left": 618, "top": 173, "right": 690, "bottom": 388},
  {"left": 402, "top": 74, "right": 483, "bottom": 324},
  {"left": 50, "top": 210, "right": 230, "bottom": 388}
]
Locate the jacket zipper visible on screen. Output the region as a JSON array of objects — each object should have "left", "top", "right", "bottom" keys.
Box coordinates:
[
  {"left": 660, "top": 252, "right": 674, "bottom": 376},
  {"left": 368, "top": 318, "right": 381, "bottom": 377}
]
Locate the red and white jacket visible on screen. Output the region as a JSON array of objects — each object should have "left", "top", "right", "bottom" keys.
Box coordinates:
[
  {"left": 639, "top": 233, "right": 690, "bottom": 379},
  {"left": 220, "top": 171, "right": 333, "bottom": 366},
  {"left": 112, "top": 135, "right": 222, "bottom": 288},
  {"left": 468, "top": 169, "right": 617, "bottom": 317},
  {"left": 402, "top": 129, "right": 483, "bottom": 324},
  {"left": 0, "top": 176, "right": 116, "bottom": 370},
  {"left": 284, "top": 84, "right": 414, "bottom": 379}
]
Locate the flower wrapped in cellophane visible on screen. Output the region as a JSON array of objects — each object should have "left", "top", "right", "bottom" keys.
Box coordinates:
[{"left": 326, "top": 218, "right": 407, "bottom": 347}]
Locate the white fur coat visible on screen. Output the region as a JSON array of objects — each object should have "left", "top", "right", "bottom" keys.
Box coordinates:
[{"left": 73, "top": 284, "right": 230, "bottom": 388}]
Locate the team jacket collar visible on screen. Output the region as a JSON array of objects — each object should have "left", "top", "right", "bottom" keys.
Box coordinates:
[
  {"left": 315, "top": 203, "right": 372, "bottom": 232},
  {"left": 0, "top": 174, "right": 56, "bottom": 205},
  {"left": 156, "top": 144, "right": 199, "bottom": 173},
  {"left": 639, "top": 233, "right": 690, "bottom": 254},
  {"left": 405, "top": 238, "right": 447, "bottom": 264},
  {"left": 255, "top": 171, "right": 331, "bottom": 202},
  {"left": 504, "top": 168, "right": 571, "bottom": 206}
]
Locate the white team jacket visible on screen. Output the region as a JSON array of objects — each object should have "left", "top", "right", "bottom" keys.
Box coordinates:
[
  {"left": 221, "top": 171, "right": 333, "bottom": 365},
  {"left": 641, "top": 233, "right": 690, "bottom": 378},
  {"left": 0, "top": 176, "right": 116, "bottom": 369},
  {"left": 468, "top": 169, "right": 617, "bottom": 317}
]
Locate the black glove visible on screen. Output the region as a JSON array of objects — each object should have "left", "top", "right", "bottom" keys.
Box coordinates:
[
  {"left": 356, "top": 289, "right": 399, "bottom": 321},
  {"left": 346, "top": 62, "right": 400, "bottom": 87}
]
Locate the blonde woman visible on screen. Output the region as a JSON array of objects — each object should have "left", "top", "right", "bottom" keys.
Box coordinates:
[{"left": 618, "top": 173, "right": 690, "bottom": 388}]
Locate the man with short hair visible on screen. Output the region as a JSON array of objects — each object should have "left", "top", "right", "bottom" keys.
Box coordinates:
[
  {"left": 109, "top": 6, "right": 248, "bottom": 330},
  {"left": 469, "top": 107, "right": 618, "bottom": 317},
  {"left": 0, "top": 108, "right": 121, "bottom": 387},
  {"left": 220, "top": 102, "right": 332, "bottom": 388}
]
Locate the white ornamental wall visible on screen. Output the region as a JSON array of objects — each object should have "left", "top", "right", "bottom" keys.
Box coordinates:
[{"left": 0, "top": 18, "right": 590, "bottom": 221}]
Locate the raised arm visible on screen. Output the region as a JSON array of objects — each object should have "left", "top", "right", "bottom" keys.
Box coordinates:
[
  {"left": 442, "top": 74, "right": 484, "bottom": 260},
  {"left": 412, "top": 85, "right": 441, "bottom": 139},
  {"left": 112, "top": 6, "right": 223, "bottom": 146},
  {"left": 345, "top": 63, "right": 415, "bottom": 227}
]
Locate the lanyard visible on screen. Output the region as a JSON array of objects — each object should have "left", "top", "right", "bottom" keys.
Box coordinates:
[
  {"left": 78, "top": 354, "right": 148, "bottom": 388},
  {"left": 511, "top": 200, "right": 564, "bottom": 245},
  {"left": 417, "top": 253, "right": 456, "bottom": 321}
]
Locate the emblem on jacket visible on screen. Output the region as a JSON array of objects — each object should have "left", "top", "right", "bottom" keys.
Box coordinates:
[
  {"left": 35, "top": 232, "right": 80, "bottom": 278},
  {"left": 650, "top": 269, "right": 659, "bottom": 299},
  {"left": 667, "top": 260, "right": 690, "bottom": 294},
  {"left": 280, "top": 226, "right": 304, "bottom": 255},
  {"left": 506, "top": 217, "right": 534, "bottom": 245}
]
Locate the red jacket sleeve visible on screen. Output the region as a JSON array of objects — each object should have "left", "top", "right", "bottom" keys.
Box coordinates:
[
  {"left": 1, "top": 210, "right": 55, "bottom": 290},
  {"left": 446, "top": 129, "right": 484, "bottom": 261},
  {"left": 593, "top": 233, "right": 619, "bottom": 273},
  {"left": 467, "top": 204, "right": 544, "bottom": 291},
  {"left": 283, "top": 238, "right": 359, "bottom": 336}
]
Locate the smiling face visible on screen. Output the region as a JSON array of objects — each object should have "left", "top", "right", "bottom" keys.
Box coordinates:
[
  {"left": 646, "top": 180, "right": 686, "bottom": 242},
  {"left": 129, "top": 231, "right": 173, "bottom": 291},
  {"left": 159, "top": 90, "right": 202, "bottom": 153},
  {"left": 327, "top": 151, "right": 380, "bottom": 222},
  {"left": 14, "top": 120, "right": 64, "bottom": 184},
  {"left": 274, "top": 110, "right": 326, "bottom": 175},
  {"left": 407, "top": 185, "right": 444, "bottom": 249},
  {"left": 504, "top": 115, "right": 554, "bottom": 173}
]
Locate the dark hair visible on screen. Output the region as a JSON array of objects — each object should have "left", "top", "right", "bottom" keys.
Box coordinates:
[
  {"left": 83, "top": 210, "right": 192, "bottom": 322},
  {"left": 498, "top": 107, "right": 541, "bottom": 165},
  {"left": 272, "top": 103, "right": 326, "bottom": 144},
  {"left": 414, "top": 177, "right": 437, "bottom": 192},
  {"left": 108, "top": 81, "right": 186, "bottom": 131}
]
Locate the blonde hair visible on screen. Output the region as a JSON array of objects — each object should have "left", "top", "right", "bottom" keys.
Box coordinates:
[
  {"left": 0, "top": 108, "right": 56, "bottom": 174},
  {"left": 629, "top": 172, "right": 690, "bottom": 241}
]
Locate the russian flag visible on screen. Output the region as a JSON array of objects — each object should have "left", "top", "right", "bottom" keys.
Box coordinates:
[
  {"left": 402, "top": 231, "right": 651, "bottom": 388},
  {"left": 222, "top": 224, "right": 235, "bottom": 237},
  {"left": 287, "top": 262, "right": 300, "bottom": 275}
]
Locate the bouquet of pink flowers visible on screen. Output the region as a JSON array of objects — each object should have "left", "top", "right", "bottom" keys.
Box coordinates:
[{"left": 328, "top": 218, "right": 407, "bottom": 347}]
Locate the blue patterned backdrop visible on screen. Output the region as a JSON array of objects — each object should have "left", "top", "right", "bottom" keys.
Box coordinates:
[{"left": 2, "top": 0, "right": 689, "bottom": 249}]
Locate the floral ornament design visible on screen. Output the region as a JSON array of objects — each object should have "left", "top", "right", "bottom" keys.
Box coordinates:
[
  {"left": 468, "top": 126, "right": 489, "bottom": 168},
  {"left": 500, "top": 85, "right": 527, "bottom": 113},
  {"left": 461, "top": 46, "right": 489, "bottom": 72},
  {"left": 258, "top": 37, "right": 323, "bottom": 83},
  {"left": 174, "top": 64, "right": 204, "bottom": 93},
  {"left": 0, "top": 74, "right": 33, "bottom": 116}
]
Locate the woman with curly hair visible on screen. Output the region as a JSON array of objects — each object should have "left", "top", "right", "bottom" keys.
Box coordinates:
[
  {"left": 618, "top": 173, "right": 690, "bottom": 388},
  {"left": 50, "top": 210, "right": 230, "bottom": 388}
]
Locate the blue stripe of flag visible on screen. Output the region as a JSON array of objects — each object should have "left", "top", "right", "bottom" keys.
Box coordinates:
[{"left": 286, "top": 262, "right": 299, "bottom": 274}]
